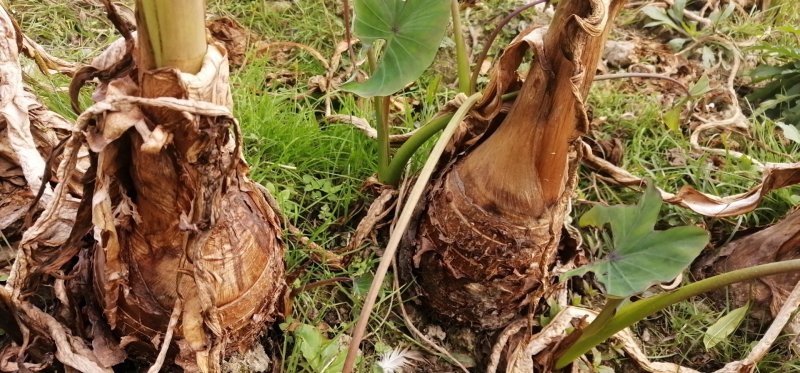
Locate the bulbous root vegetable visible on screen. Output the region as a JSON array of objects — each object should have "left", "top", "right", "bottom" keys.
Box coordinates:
[
  {"left": 4, "top": 18, "right": 285, "bottom": 373},
  {"left": 407, "top": 0, "right": 626, "bottom": 329}
]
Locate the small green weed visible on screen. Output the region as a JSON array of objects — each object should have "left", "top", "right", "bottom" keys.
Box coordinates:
[{"left": 747, "top": 25, "right": 800, "bottom": 125}]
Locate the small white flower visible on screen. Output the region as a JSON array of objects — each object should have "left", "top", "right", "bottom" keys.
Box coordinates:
[{"left": 376, "top": 347, "right": 425, "bottom": 373}]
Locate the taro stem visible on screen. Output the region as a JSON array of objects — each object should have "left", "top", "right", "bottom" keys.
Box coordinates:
[
  {"left": 451, "top": 0, "right": 471, "bottom": 94},
  {"left": 414, "top": 0, "right": 627, "bottom": 329},
  {"left": 459, "top": 0, "right": 623, "bottom": 218},
  {"left": 136, "top": 0, "right": 207, "bottom": 73}
]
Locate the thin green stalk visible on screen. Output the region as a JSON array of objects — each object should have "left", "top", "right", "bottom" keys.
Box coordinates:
[
  {"left": 451, "top": 0, "right": 472, "bottom": 94},
  {"left": 376, "top": 95, "right": 391, "bottom": 182},
  {"left": 570, "top": 297, "right": 623, "bottom": 343},
  {"left": 384, "top": 113, "right": 454, "bottom": 185},
  {"left": 367, "top": 47, "right": 392, "bottom": 183},
  {"left": 382, "top": 90, "right": 524, "bottom": 184},
  {"left": 555, "top": 259, "right": 800, "bottom": 369},
  {"left": 137, "top": 0, "right": 207, "bottom": 73}
]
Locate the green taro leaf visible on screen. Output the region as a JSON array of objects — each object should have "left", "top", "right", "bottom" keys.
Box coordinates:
[
  {"left": 704, "top": 303, "right": 750, "bottom": 350},
  {"left": 341, "top": 0, "right": 451, "bottom": 97},
  {"left": 564, "top": 183, "right": 709, "bottom": 298}
]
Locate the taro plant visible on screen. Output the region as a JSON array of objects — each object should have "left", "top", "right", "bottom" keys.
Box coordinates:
[
  {"left": 341, "top": 0, "right": 471, "bottom": 185},
  {"left": 554, "top": 183, "right": 800, "bottom": 368},
  {"left": 345, "top": 0, "right": 630, "bottom": 371},
  {"left": 5, "top": 0, "right": 286, "bottom": 371}
]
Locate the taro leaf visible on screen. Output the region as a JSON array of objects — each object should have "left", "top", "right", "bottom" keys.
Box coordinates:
[
  {"left": 564, "top": 183, "right": 709, "bottom": 298},
  {"left": 703, "top": 303, "right": 749, "bottom": 350},
  {"left": 341, "top": 0, "right": 451, "bottom": 97}
]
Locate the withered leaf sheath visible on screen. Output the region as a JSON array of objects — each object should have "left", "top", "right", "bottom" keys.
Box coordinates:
[
  {"left": 11, "top": 34, "right": 286, "bottom": 371},
  {"left": 412, "top": 0, "right": 625, "bottom": 329},
  {"left": 89, "top": 38, "right": 286, "bottom": 365}
]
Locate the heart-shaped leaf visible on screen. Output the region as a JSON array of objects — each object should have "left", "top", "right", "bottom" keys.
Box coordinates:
[
  {"left": 564, "top": 183, "right": 709, "bottom": 298},
  {"left": 342, "top": 0, "right": 450, "bottom": 97}
]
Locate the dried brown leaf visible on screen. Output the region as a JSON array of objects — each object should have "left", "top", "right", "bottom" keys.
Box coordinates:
[
  {"left": 0, "top": 1, "right": 86, "bottom": 301},
  {"left": 698, "top": 209, "right": 800, "bottom": 320},
  {"left": 6, "top": 10, "right": 285, "bottom": 371},
  {"left": 582, "top": 141, "right": 800, "bottom": 217},
  {"left": 71, "top": 38, "right": 284, "bottom": 369},
  {"left": 346, "top": 188, "right": 396, "bottom": 252},
  {"left": 208, "top": 17, "right": 253, "bottom": 68}
]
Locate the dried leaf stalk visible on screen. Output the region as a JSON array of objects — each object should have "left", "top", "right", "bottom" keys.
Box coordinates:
[
  {"left": 0, "top": 5, "right": 80, "bottom": 243},
  {"left": 90, "top": 39, "right": 285, "bottom": 369}
]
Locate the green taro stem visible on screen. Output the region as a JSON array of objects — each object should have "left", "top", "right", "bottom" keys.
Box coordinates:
[
  {"left": 555, "top": 259, "right": 800, "bottom": 369},
  {"left": 569, "top": 297, "right": 624, "bottom": 343},
  {"left": 376, "top": 95, "right": 391, "bottom": 183},
  {"left": 451, "top": 0, "right": 472, "bottom": 94},
  {"left": 383, "top": 113, "right": 454, "bottom": 186},
  {"left": 382, "top": 89, "right": 521, "bottom": 185},
  {"left": 367, "top": 47, "right": 392, "bottom": 183},
  {"left": 138, "top": 0, "right": 207, "bottom": 73}
]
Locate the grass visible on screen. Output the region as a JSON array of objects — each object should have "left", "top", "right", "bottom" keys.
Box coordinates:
[
  {"left": 581, "top": 78, "right": 799, "bottom": 234},
  {"left": 6, "top": 0, "right": 800, "bottom": 372},
  {"left": 574, "top": 5, "right": 800, "bottom": 370}
]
